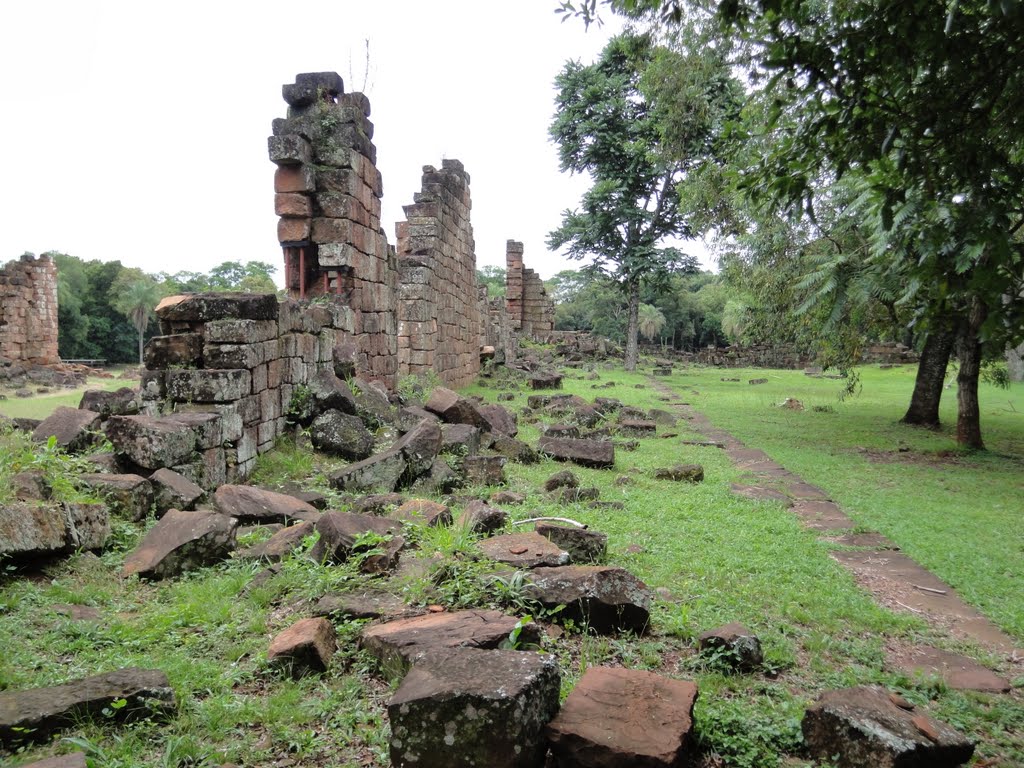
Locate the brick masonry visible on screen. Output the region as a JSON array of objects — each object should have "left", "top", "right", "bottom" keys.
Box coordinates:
[
  {"left": 0, "top": 253, "right": 60, "bottom": 366},
  {"left": 505, "top": 240, "right": 554, "bottom": 340}
]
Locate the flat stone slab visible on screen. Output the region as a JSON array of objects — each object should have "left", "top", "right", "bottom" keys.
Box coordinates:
[
  {"left": 388, "top": 647, "right": 560, "bottom": 768},
  {"left": 477, "top": 532, "right": 570, "bottom": 569},
  {"left": 268, "top": 617, "right": 337, "bottom": 677},
  {"left": 0, "top": 501, "right": 109, "bottom": 558},
  {"left": 313, "top": 590, "right": 413, "bottom": 621},
  {"left": 0, "top": 668, "right": 176, "bottom": 746},
  {"left": 546, "top": 666, "right": 698, "bottom": 768},
  {"left": 535, "top": 523, "right": 607, "bottom": 564},
  {"left": 730, "top": 484, "right": 793, "bottom": 506},
  {"left": 361, "top": 609, "right": 525, "bottom": 678},
  {"left": 32, "top": 407, "right": 100, "bottom": 452},
  {"left": 17, "top": 753, "right": 88, "bottom": 767},
  {"left": 391, "top": 499, "right": 451, "bottom": 527},
  {"left": 829, "top": 531, "right": 899, "bottom": 549},
  {"left": 538, "top": 436, "right": 615, "bottom": 469},
  {"left": 725, "top": 447, "right": 773, "bottom": 465},
  {"left": 523, "top": 565, "right": 652, "bottom": 635},
  {"left": 76, "top": 473, "right": 153, "bottom": 521},
  {"left": 802, "top": 686, "right": 974, "bottom": 768},
  {"left": 791, "top": 500, "right": 853, "bottom": 531},
  {"left": 213, "top": 484, "right": 321, "bottom": 524},
  {"left": 785, "top": 481, "right": 830, "bottom": 500},
  {"left": 888, "top": 645, "right": 1011, "bottom": 693},
  {"left": 236, "top": 521, "right": 313, "bottom": 562},
  {"left": 122, "top": 509, "right": 237, "bottom": 580},
  {"left": 309, "top": 511, "right": 402, "bottom": 570},
  {"left": 831, "top": 550, "right": 1020, "bottom": 652}
]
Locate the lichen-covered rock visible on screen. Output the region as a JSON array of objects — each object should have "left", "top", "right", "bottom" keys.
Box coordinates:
[
  {"left": 329, "top": 448, "right": 407, "bottom": 493},
  {"left": 654, "top": 464, "right": 704, "bottom": 483},
  {"left": 164, "top": 369, "right": 251, "bottom": 403},
  {"left": 149, "top": 468, "right": 204, "bottom": 514},
  {"left": 78, "top": 387, "right": 139, "bottom": 418},
  {"left": 0, "top": 501, "right": 109, "bottom": 558},
  {"left": 77, "top": 473, "right": 153, "bottom": 521},
  {"left": 457, "top": 500, "right": 508, "bottom": 535},
  {"left": 391, "top": 499, "right": 451, "bottom": 527},
  {"left": 122, "top": 509, "right": 238, "bottom": 580},
  {"left": 523, "top": 565, "right": 652, "bottom": 634},
  {"left": 105, "top": 415, "right": 197, "bottom": 470},
  {"left": 387, "top": 648, "right": 560, "bottom": 768},
  {"left": 306, "top": 369, "right": 357, "bottom": 418},
  {"left": 309, "top": 410, "right": 375, "bottom": 460},
  {"left": 424, "top": 387, "right": 491, "bottom": 431},
  {"left": 0, "top": 667, "right": 176, "bottom": 746},
  {"left": 268, "top": 617, "right": 337, "bottom": 676},
  {"left": 491, "top": 436, "right": 537, "bottom": 464},
  {"left": 155, "top": 292, "right": 279, "bottom": 323},
  {"left": 535, "top": 523, "right": 607, "bottom": 564},
  {"left": 697, "top": 622, "right": 763, "bottom": 671},
  {"left": 31, "top": 407, "right": 100, "bottom": 452},
  {"left": 478, "top": 404, "right": 517, "bottom": 437},
  {"left": 362, "top": 610, "right": 528, "bottom": 679},
  {"left": 462, "top": 455, "right": 506, "bottom": 487},
  {"left": 802, "top": 686, "right": 974, "bottom": 768},
  {"left": 394, "top": 419, "right": 443, "bottom": 479},
  {"left": 543, "top": 469, "right": 579, "bottom": 493},
  {"left": 441, "top": 423, "right": 482, "bottom": 456},
  {"left": 213, "top": 484, "right": 321, "bottom": 524},
  {"left": 617, "top": 419, "right": 657, "bottom": 437},
  {"left": 309, "top": 511, "right": 401, "bottom": 568},
  {"left": 236, "top": 521, "right": 313, "bottom": 562},
  {"left": 546, "top": 666, "right": 698, "bottom": 767}
]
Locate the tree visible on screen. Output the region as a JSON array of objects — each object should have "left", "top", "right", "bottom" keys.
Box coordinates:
[
  {"left": 476, "top": 266, "right": 507, "bottom": 298},
  {"left": 637, "top": 303, "right": 667, "bottom": 342},
  {"left": 111, "top": 269, "right": 164, "bottom": 365},
  {"left": 161, "top": 260, "right": 278, "bottom": 294},
  {"left": 549, "top": 32, "right": 729, "bottom": 370}
]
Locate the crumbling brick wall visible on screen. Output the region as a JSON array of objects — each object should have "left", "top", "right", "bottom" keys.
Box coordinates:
[
  {"left": 504, "top": 240, "right": 554, "bottom": 340},
  {"left": 269, "top": 72, "right": 398, "bottom": 387},
  {"left": 139, "top": 293, "right": 347, "bottom": 485},
  {"left": 0, "top": 253, "right": 60, "bottom": 366},
  {"left": 395, "top": 161, "right": 481, "bottom": 387}
]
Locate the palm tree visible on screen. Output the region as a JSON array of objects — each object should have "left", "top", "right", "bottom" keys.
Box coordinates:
[
  {"left": 638, "top": 303, "right": 667, "bottom": 343},
  {"left": 111, "top": 271, "right": 163, "bottom": 365}
]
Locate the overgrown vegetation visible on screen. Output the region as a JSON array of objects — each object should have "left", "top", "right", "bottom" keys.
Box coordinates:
[{"left": 2, "top": 359, "right": 1021, "bottom": 766}]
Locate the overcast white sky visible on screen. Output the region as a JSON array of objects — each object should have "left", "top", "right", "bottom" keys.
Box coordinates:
[{"left": 1, "top": 1, "right": 711, "bottom": 284}]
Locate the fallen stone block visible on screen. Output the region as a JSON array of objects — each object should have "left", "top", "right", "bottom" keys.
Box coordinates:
[
  {"left": 213, "top": 484, "right": 320, "bottom": 524},
  {"left": 122, "top": 509, "right": 238, "bottom": 580},
  {"left": 350, "top": 493, "right": 406, "bottom": 515},
  {"left": 456, "top": 500, "right": 508, "bottom": 535},
  {"left": 78, "top": 387, "right": 138, "bottom": 418},
  {"left": 268, "top": 617, "right": 337, "bottom": 677},
  {"left": 388, "top": 647, "right": 560, "bottom": 768},
  {"left": 491, "top": 435, "right": 537, "bottom": 464},
  {"left": 538, "top": 437, "right": 614, "bottom": 469},
  {"left": 543, "top": 469, "right": 579, "bottom": 492},
  {"left": 424, "top": 387, "right": 491, "bottom": 430},
  {"left": 523, "top": 565, "right": 652, "bottom": 634},
  {"left": 352, "top": 376, "right": 395, "bottom": 427},
  {"left": 749, "top": 378, "right": 768, "bottom": 385},
  {"left": 149, "top": 468, "right": 204, "bottom": 514},
  {"left": 11, "top": 470, "right": 48, "bottom": 501},
  {"left": 802, "top": 686, "right": 974, "bottom": 768},
  {"left": 542, "top": 423, "right": 581, "bottom": 439},
  {"left": 536, "top": 523, "right": 607, "bottom": 563},
  {"left": 329, "top": 449, "right": 407, "bottom": 493},
  {"left": 310, "top": 410, "right": 375, "bottom": 460},
  {"left": 309, "top": 511, "right": 401, "bottom": 568},
  {"left": 0, "top": 668, "right": 176, "bottom": 746},
  {"left": 16, "top": 752, "right": 88, "bottom": 767},
  {"left": 697, "top": 623, "right": 763, "bottom": 671},
  {"left": 617, "top": 418, "right": 657, "bottom": 437},
  {"left": 546, "top": 666, "right": 698, "bottom": 767},
  {"left": 554, "top": 486, "right": 600, "bottom": 504},
  {"left": 361, "top": 610, "right": 529, "bottom": 679},
  {"left": 394, "top": 419, "right": 443, "bottom": 479},
  {"left": 477, "top": 533, "right": 570, "bottom": 569},
  {"left": 478, "top": 404, "right": 517, "bottom": 437},
  {"left": 0, "top": 501, "right": 109, "bottom": 558},
  {"left": 77, "top": 473, "right": 153, "bottom": 521},
  {"left": 236, "top": 521, "right": 314, "bottom": 562},
  {"left": 489, "top": 491, "right": 524, "bottom": 505},
  {"left": 654, "top": 464, "right": 704, "bottom": 483},
  {"left": 462, "top": 455, "right": 507, "bottom": 486},
  {"left": 529, "top": 373, "right": 563, "bottom": 390},
  {"left": 105, "top": 415, "right": 197, "bottom": 471},
  {"left": 314, "top": 590, "right": 411, "bottom": 621},
  {"left": 306, "top": 368, "right": 357, "bottom": 418},
  {"left": 31, "top": 407, "right": 100, "bottom": 452},
  {"left": 441, "top": 423, "right": 483, "bottom": 455},
  {"left": 391, "top": 499, "right": 451, "bottom": 526}
]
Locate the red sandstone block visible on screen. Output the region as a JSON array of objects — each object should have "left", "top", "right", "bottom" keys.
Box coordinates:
[
  {"left": 311, "top": 218, "right": 352, "bottom": 244},
  {"left": 275, "top": 165, "right": 315, "bottom": 193},
  {"left": 278, "top": 217, "right": 311, "bottom": 242},
  {"left": 275, "top": 193, "right": 312, "bottom": 218}
]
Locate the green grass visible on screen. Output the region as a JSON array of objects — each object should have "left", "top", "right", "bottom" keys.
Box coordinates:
[
  {"left": 664, "top": 364, "right": 1024, "bottom": 641},
  {"left": 1, "top": 360, "right": 1021, "bottom": 767},
  {"left": 0, "top": 372, "right": 133, "bottom": 421}
]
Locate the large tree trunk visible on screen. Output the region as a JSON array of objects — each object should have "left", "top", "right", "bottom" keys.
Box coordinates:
[
  {"left": 956, "top": 298, "right": 987, "bottom": 449},
  {"left": 901, "top": 324, "right": 956, "bottom": 428},
  {"left": 624, "top": 281, "right": 641, "bottom": 372},
  {"left": 137, "top": 330, "right": 144, "bottom": 366}
]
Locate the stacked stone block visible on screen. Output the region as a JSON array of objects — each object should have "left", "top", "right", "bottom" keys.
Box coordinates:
[
  {"left": 269, "top": 72, "right": 397, "bottom": 387},
  {"left": 395, "top": 161, "right": 482, "bottom": 388},
  {"left": 504, "top": 241, "right": 554, "bottom": 340},
  {"left": 139, "top": 293, "right": 349, "bottom": 486},
  {"left": 0, "top": 253, "right": 59, "bottom": 365}
]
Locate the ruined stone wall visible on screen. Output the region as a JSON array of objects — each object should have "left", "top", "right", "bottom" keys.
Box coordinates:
[
  {"left": 395, "top": 161, "right": 481, "bottom": 387},
  {"left": 269, "top": 72, "right": 397, "bottom": 387},
  {"left": 505, "top": 240, "right": 554, "bottom": 340},
  {"left": 140, "top": 293, "right": 346, "bottom": 486},
  {"left": 695, "top": 342, "right": 918, "bottom": 369},
  {"left": 0, "top": 253, "right": 59, "bottom": 366}
]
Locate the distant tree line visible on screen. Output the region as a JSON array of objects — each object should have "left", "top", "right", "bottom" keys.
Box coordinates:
[{"left": 45, "top": 252, "right": 277, "bottom": 365}]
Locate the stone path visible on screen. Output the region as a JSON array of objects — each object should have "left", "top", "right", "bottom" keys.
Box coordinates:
[{"left": 649, "top": 378, "right": 1022, "bottom": 692}]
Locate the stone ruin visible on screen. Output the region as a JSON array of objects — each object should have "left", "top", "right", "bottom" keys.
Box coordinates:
[
  {"left": 0, "top": 253, "right": 59, "bottom": 367},
  {"left": 268, "top": 72, "right": 554, "bottom": 391}
]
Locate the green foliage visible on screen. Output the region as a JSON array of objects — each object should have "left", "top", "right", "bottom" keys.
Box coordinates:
[
  {"left": 0, "top": 430, "right": 102, "bottom": 506},
  {"left": 160, "top": 260, "right": 278, "bottom": 294},
  {"left": 395, "top": 371, "right": 442, "bottom": 404},
  {"left": 475, "top": 265, "right": 506, "bottom": 298}
]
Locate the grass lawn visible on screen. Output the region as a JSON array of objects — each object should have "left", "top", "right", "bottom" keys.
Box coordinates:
[
  {"left": 668, "top": 364, "right": 1024, "bottom": 642},
  {"left": 0, "top": 362, "right": 1021, "bottom": 767},
  {"left": 0, "top": 370, "right": 136, "bottom": 422}
]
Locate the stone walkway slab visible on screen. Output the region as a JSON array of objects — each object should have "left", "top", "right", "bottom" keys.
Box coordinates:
[{"left": 888, "top": 644, "right": 1010, "bottom": 693}]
